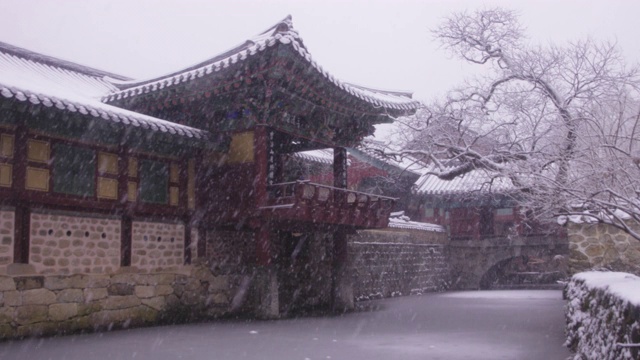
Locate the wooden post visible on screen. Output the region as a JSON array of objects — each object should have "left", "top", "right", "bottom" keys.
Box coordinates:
[
  {"left": 118, "top": 143, "right": 132, "bottom": 267},
  {"left": 333, "top": 147, "right": 348, "bottom": 189},
  {"left": 13, "top": 205, "right": 30, "bottom": 264},
  {"left": 121, "top": 215, "right": 132, "bottom": 267},
  {"left": 256, "top": 223, "right": 271, "bottom": 266},
  {"left": 332, "top": 229, "right": 353, "bottom": 311},
  {"left": 254, "top": 126, "right": 269, "bottom": 207},
  {"left": 13, "top": 121, "right": 28, "bottom": 264}
]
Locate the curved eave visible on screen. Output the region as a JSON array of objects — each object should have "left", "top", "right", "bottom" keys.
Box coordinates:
[
  {"left": 0, "top": 85, "right": 209, "bottom": 141},
  {"left": 103, "top": 24, "right": 422, "bottom": 114}
]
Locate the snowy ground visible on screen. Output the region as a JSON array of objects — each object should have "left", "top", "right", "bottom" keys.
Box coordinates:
[{"left": 0, "top": 290, "right": 571, "bottom": 360}]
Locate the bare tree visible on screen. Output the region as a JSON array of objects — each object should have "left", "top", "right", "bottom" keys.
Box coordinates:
[{"left": 395, "top": 8, "right": 640, "bottom": 239}]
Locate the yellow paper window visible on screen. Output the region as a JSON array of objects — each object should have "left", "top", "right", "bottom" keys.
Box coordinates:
[
  {"left": 170, "top": 163, "right": 179, "bottom": 183},
  {"left": 98, "top": 152, "right": 118, "bottom": 175},
  {"left": 27, "top": 140, "right": 50, "bottom": 163},
  {"left": 97, "top": 177, "right": 118, "bottom": 199},
  {"left": 0, "top": 163, "right": 12, "bottom": 187},
  {"left": 187, "top": 159, "right": 196, "bottom": 210},
  {"left": 0, "top": 134, "right": 14, "bottom": 158},
  {"left": 169, "top": 186, "right": 179, "bottom": 206},
  {"left": 127, "top": 181, "right": 137, "bottom": 202},
  {"left": 26, "top": 167, "right": 49, "bottom": 191},
  {"left": 128, "top": 158, "right": 138, "bottom": 178}
]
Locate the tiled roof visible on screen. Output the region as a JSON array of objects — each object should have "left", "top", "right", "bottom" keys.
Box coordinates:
[
  {"left": 413, "top": 165, "right": 515, "bottom": 196},
  {"left": 351, "top": 140, "right": 425, "bottom": 176},
  {"left": 103, "top": 16, "right": 422, "bottom": 112},
  {"left": 388, "top": 212, "right": 445, "bottom": 232},
  {"left": 0, "top": 43, "right": 208, "bottom": 140},
  {"left": 292, "top": 149, "right": 335, "bottom": 165}
]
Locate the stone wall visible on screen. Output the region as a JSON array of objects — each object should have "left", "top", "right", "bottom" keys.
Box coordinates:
[
  {"left": 29, "top": 212, "right": 121, "bottom": 275},
  {"left": 349, "top": 229, "right": 450, "bottom": 300},
  {"left": 565, "top": 272, "right": 640, "bottom": 360},
  {"left": 0, "top": 266, "right": 235, "bottom": 339},
  {"left": 131, "top": 221, "right": 185, "bottom": 272},
  {"left": 0, "top": 210, "right": 14, "bottom": 273},
  {"left": 567, "top": 221, "right": 640, "bottom": 275}
]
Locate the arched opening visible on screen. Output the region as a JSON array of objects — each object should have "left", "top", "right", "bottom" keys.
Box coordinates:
[{"left": 479, "top": 255, "right": 566, "bottom": 289}]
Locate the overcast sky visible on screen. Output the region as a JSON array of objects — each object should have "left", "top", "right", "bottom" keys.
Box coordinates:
[{"left": 1, "top": 0, "right": 639, "bottom": 103}]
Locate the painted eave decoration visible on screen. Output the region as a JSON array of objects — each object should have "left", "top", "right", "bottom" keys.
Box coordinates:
[
  {"left": 0, "top": 42, "right": 208, "bottom": 140},
  {"left": 103, "top": 16, "right": 422, "bottom": 113}
]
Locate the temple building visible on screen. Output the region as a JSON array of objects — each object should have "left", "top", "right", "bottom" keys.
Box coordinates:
[{"left": 0, "top": 16, "right": 420, "bottom": 318}]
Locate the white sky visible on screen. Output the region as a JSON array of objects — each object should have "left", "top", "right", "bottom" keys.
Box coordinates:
[{"left": 1, "top": 0, "right": 639, "bottom": 103}]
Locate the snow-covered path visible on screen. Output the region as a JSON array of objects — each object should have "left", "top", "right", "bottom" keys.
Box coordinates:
[{"left": 0, "top": 290, "right": 571, "bottom": 360}]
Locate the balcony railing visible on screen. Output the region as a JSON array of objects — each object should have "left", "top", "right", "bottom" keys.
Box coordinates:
[{"left": 262, "top": 181, "right": 396, "bottom": 228}]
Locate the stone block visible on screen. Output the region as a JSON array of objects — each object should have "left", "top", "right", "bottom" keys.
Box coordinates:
[
  {"left": 77, "top": 302, "right": 102, "bottom": 317},
  {"left": 84, "top": 287, "right": 108, "bottom": 302},
  {"left": 49, "top": 303, "right": 78, "bottom": 321},
  {"left": 14, "top": 276, "right": 44, "bottom": 291},
  {"left": 155, "top": 285, "right": 173, "bottom": 297},
  {"left": 101, "top": 295, "right": 141, "bottom": 310},
  {"left": 134, "top": 286, "right": 155, "bottom": 299},
  {"left": 0, "top": 307, "right": 15, "bottom": 324},
  {"left": 22, "top": 288, "right": 56, "bottom": 305},
  {"left": 15, "top": 305, "right": 48, "bottom": 325},
  {"left": 208, "top": 275, "right": 229, "bottom": 291},
  {"left": 110, "top": 273, "right": 140, "bottom": 285},
  {"left": 0, "top": 277, "right": 15, "bottom": 291},
  {"left": 207, "top": 293, "right": 228, "bottom": 305},
  {"left": 107, "top": 283, "right": 134, "bottom": 296},
  {"left": 142, "top": 296, "right": 166, "bottom": 311},
  {"left": 6, "top": 263, "right": 36, "bottom": 276},
  {"left": 4, "top": 291, "right": 20, "bottom": 306},
  {"left": 57, "top": 289, "right": 84, "bottom": 303},
  {"left": 85, "top": 275, "right": 111, "bottom": 288}
]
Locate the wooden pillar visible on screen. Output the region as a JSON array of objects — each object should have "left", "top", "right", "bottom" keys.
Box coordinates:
[
  {"left": 13, "top": 205, "right": 30, "bottom": 264},
  {"left": 120, "top": 215, "right": 132, "bottom": 267},
  {"left": 256, "top": 223, "right": 271, "bottom": 266},
  {"left": 13, "top": 122, "right": 28, "bottom": 264},
  {"left": 333, "top": 147, "right": 348, "bottom": 189},
  {"left": 118, "top": 144, "right": 132, "bottom": 267},
  {"left": 254, "top": 126, "right": 269, "bottom": 207},
  {"left": 184, "top": 221, "right": 192, "bottom": 265},
  {"left": 332, "top": 229, "right": 353, "bottom": 311}
]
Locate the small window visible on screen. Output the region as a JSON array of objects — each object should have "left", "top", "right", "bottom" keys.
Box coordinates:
[
  {"left": 496, "top": 208, "right": 514, "bottom": 216},
  {"left": 53, "top": 143, "right": 95, "bottom": 197},
  {"left": 424, "top": 207, "right": 435, "bottom": 217},
  {"left": 139, "top": 159, "right": 168, "bottom": 204}
]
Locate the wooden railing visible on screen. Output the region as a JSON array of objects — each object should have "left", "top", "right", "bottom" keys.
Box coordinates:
[{"left": 263, "top": 181, "right": 396, "bottom": 227}]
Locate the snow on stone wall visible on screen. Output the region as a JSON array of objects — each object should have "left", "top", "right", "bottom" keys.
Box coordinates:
[
  {"left": 350, "top": 229, "right": 450, "bottom": 300},
  {"left": 131, "top": 221, "right": 184, "bottom": 272},
  {"left": 0, "top": 210, "right": 13, "bottom": 274},
  {"left": 567, "top": 221, "right": 640, "bottom": 276},
  {"left": 29, "top": 212, "right": 120, "bottom": 275},
  {"left": 565, "top": 272, "right": 640, "bottom": 360}
]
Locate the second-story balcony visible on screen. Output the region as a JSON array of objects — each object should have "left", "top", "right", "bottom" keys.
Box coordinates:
[{"left": 261, "top": 181, "right": 395, "bottom": 228}]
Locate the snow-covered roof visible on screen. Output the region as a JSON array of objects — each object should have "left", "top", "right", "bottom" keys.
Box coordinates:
[
  {"left": 388, "top": 212, "right": 445, "bottom": 232},
  {"left": 292, "top": 149, "right": 336, "bottom": 165},
  {"left": 352, "top": 140, "right": 425, "bottom": 176},
  {"left": 103, "top": 16, "right": 422, "bottom": 112},
  {"left": 0, "top": 42, "right": 208, "bottom": 140},
  {"left": 414, "top": 165, "right": 515, "bottom": 196}
]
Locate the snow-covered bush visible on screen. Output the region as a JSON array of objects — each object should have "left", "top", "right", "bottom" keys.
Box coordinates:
[{"left": 565, "top": 272, "right": 640, "bottom": 359}]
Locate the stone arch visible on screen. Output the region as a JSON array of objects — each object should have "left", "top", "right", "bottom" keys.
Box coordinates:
[{"left": 479, "top": 255, "right": 528, "bottom": 289}]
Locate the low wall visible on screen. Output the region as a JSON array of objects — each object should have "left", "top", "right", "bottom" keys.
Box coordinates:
[
  {"left": 565, "top": 272, "right": 640, "bottom": 360},
  {"left": 0, "top": 266, "right": 236, "bottom": 339},
  {"left": 349, "top": 229, "right": 450, "bottom": 300},
  {"left": 567, "top": 221, "right": 640, "bottom": 276}
]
